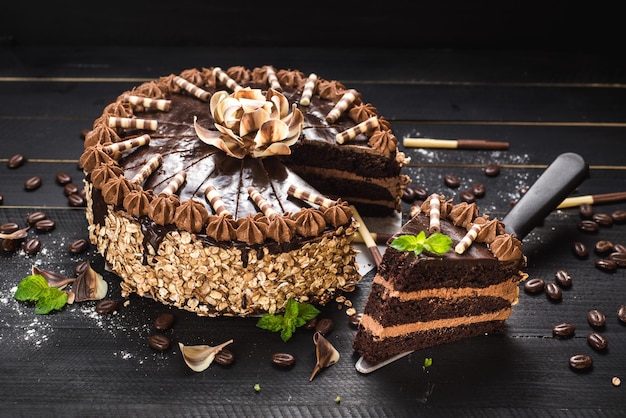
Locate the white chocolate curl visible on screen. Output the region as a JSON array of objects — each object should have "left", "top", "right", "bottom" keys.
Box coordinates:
[
  {"left": 173, "top": 76, "right": 211, "bottom": 102},
  {"left": 213, "top": 67, "right": 242, "bottom": 92},
  {"left": 287, "top": 184, "right": 335, "bottom": 208},
  {"left": 160, "top": 171, "right": 186, "bottom": 195},
  {"left": 131, "top": 154, "right": 162, "bottom": 184},
  {"left": 204, "top": 184, "right": 232, "bottom": 217},
  {"left": 102, "top": 134, "right": 151, "bottom": 154},
  {"left": 455, "top": 222, "right": 483, "bottom": 254},
  {"left": 429, "top": 194, "right": 441, "bottom": 233},
  {"left": 325, "top": 89, "right": 358, "bottom": 123},
  {"left": 335, "top": 116, "right": 379, "bottom": 144},
  {"left": 299, "top": 73, "right": 318, "bottom": 106},
  {"left": 124, "top": 95, "right": 171, "bottom": 111},
  {"left": 108, "top": 116, "right": 158, "bottom": 131},
  {"left": 265, "top": 66, "right": 282, "bottom": 91},
  {"left": 248, "top": 187, "right": 278, "bottom": 219}
]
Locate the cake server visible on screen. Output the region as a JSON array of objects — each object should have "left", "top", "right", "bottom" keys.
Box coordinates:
[{"left": 355, "top": 152, "right": 589, "bottom": 374}]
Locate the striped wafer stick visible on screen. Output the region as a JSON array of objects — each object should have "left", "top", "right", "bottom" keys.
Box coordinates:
[
  {"left": 335, "top": 116, "right": 379, "bottom": 144},
  {"left": 287, "top": 184, "right": 336, "bottom": 208},
  {"left": 131, "top": 154, "right": 162, "bottom": 184},
  {"left": 299, "top": 73, "right": 318, "bottom": 106},
  {"left": 108, "top": 116, "right": 158, "bottom": 131},
  {"left": 429, "top": 194, "right": 441, "bottom": 233},
  {"left": 160, "top": 171, "right": 186, "bottom": 195},
  {"left": 265, "top": 66, "right": 282, "bottom": 91},
  {"left": 213, "top": 67, "right": 242, "bottom": 92},
  {"left": 102, "top": 134, "right": 151, "bottom": 154},
  {"left": 455, "top": 223, "right": 482, "bottom": 254},
  {"left": 124, "top": 95, "right": 172, "bottom": 111},
  {"left": 325, "top": 89, "right": 358, "bottom": 123},
  {"left": 174, "top": 76, "right": 211, "bottom": 101},
  {"left": 204, "top": 184, "right": 232, "bottom": 217},
  {"left": 248, "top": 187, "right": 278, "bottom": 219}
]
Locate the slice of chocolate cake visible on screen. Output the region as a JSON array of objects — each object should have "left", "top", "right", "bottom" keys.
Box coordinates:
[{"left": 353, "top": 194, "right": 527, "bottom": 365}]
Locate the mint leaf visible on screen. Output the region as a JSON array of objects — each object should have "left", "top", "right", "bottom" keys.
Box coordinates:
[
  {"left": 256, "top": 298, "right": 320, "bottom": 341},
  {"left": 256, "top": 314, "right": 284, "bottom": 332},
  {"left": 297, "top": 302, "right": 320, "bottom": 322},
  {"left": 390, "top": 231, "right": 451, "bottom": 257},
  {"left": 14, "top": 274, "right": 49, "bottom": 302},
  {"left": 35, "top": 288, "right": 68, "bottom": 314},
  {"left": 423, "top": 233, "right": 453, "bottom": 255}
]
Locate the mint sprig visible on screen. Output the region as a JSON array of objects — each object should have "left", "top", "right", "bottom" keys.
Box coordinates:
[
  {"left": 256, "top": 298, "right": 320, "bottom": 341},
  {"left": 14, "top": 274, "right": 68, "bottom": 314},
  {"left": 390, "top": 231, "right": 452, "bottom": 256}
]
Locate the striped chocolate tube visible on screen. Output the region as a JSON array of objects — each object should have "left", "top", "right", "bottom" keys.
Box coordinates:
[
  {"left": 213, "top": 67, "right": 242, "bottom": 92},
  {"left": 173, "top": 76, "right": 211, "bottom": 102},
  {"left": 335, "top": 116, "right": 379, "bottom": 144},
  {"left": 299, "top": 73, "right": 318, "bottom": 106},
  {"left": 429, "top": 194, "right": 441, "bottom": 233},
  {"left": 102, "top": 134, "right": 151, "bottom": 154},
  {"left": 325, "top": 89, "right": 358, "bottom": 123},
  {"left": 160, "top": 171, "right": 186, "bottom": 195},
  {"left": 108, "top": 116, "right": 158, "bottom": 131},
  {"left": 204, "top": 184, "right": 232, "bottom": 217},
  {"left": 248, "top": 187, "right": 278, "bottom": 219},
  {"left": 124, "top": 95, "right": 171, "bottom": 111},
  {"left": 265, "top": 66, "right": 282, "bottom": 91},
  {"left": 131, "top": 154, "right": 162, "bottom": 184},
  {"left": 287, "top": 184, "right": 335, "bottom": 208},
  {"left": 455, "top": 222, "right": 483, "bottom": 254}
]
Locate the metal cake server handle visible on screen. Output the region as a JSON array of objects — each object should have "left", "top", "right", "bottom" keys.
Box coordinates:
[{"left": 355, "top": 152, "right": 589, "bottom": 374}]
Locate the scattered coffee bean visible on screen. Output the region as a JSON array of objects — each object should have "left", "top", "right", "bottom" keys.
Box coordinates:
[
  {"left": 95, "top": 299, "right": 119, "bottom": 314},
  {"left": 214, "top": 348, "right": 235, "bottom": 366},
  {"left": 595, "top": 258, "right": 617, "bottom": 273},
  {"left": 459, "top": 190, "right": 475, "bottom": 203},
  {"left": 611, "top": 209, "right": 626, "bottom": 224},
  {"left": 349, "top": 312, "right": 363, "bottom": 328},
  {"left": 552, "top": 322, "right": 575, "bottom": 338},
  {"left": 572, "top": 241, "right": 589, "bottom": 259},
  {"left": 545, "top": 282, "right": 562, "bottom": 301},
  {"left": 524, "top": 278, "right": 545, "bottom": 294},
  {"left": 579, "top": 203, "right": 594, "bottom": 219},
  {"left": 569, "top": 354, "right": 593, "bottom": 371},
  {"left": 23, "top": 237, "right": 42, "bottom": 255},
  {"left": 608, "top": 251, "right": 626, "bottom": 267},
  {"left": 271, "top": 352, "right": 296, "bottom": 368},
  {"left": 26, "top": 211, "right": 47, "bottom": 225},
  {"left": 587, "top": 332, "right": 608, "bottom": 351},
  {"left": 471, "top": 183, "right": 486, "bottom": 198},
  {"left": 69, "top": 238, "right": 89, "bottom": 254},
  {"left": 443, "top": 174, "right": 460, "bottom": 188},
  {"left": 68, "top": 193, "right": 86, "bottom": 207},
  {"left": 0, "top": 222, "right": 19, "bottom": 234},
  {"left": 555, "top": 270, "right": 572, "bottom": 288},
  {"left": 55, "top": 171, "right": 72, "bottom": 185},
  {"left": 2, "top": 239, "right": 20, "bottom": 252},
  {"left": 304, "top": 317, "right": 318, "bottom": 330},
  {"left": 614, "top": 244, "right": 626, "bottom": 253},
  {"left": 7, "top": 153, "right": 26, "bottom": 168},
  {"left": 74, "top": 260, "right": 90, "bottom": 276},
  {"left": 63, "top": 183, "right": 80, "bottom": 196},
  {"left": 578, "top": 220, "right": 599, "bottom": 233},
  {"left": 587, "top": 309, "right": 606, "bottom": 329},
  {"left": 594, "top": 240, "right": 614, "bottom": 255},
  {"left": 154, "top": 312, "right": 175, "bottom": 330},
  {"left": 484, "top": 163, "right": 501, "bottom": 177},
  {"left": 618, "top": 305, "right": 626, "bottom": 324},
  {"left": 0, "top": 194, "right": 3, "bottom": 205},
  {"left": 412, "top": 186, "right": 429, "bottom": 201},
  {"left": 24, "top": 176, "right": 42, "bottom": 191},
  {"left": 315, "top": 318, "right": 334, "bottom": 335},
  {"left": 35, "top": 219, "right": 56, "bottom": 232},
  {"left": 402, "top": 187, "right": 416, "bottom": 203},
  {"left": 592, "top": 213, "right": 613, "bottom": 227},
  {"left": 147, "top": 334, "right": 171, "bottom": 351}
]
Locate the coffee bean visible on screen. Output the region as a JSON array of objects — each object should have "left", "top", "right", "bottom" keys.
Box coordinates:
[
  {"left": 2, "top": 239, "right": 20, "bottom": 252},
  {"left": 572, "top": 241, "right": 589, "bottom": 259},
  {"left": 24, "top": 176, "right": 42, "bottom": 191},
  {"left": 74, "top": 260, "right": 90, "bottom": 276},
  {"left": 35, "top": 219, "right": 56, "bottom": 232},
  {"left": 592, "top": 213, "right": 613, "bottom": 227},
  {"left": 595, "top": 258, "right": 617, "bottom": 273},
  {"left": 55, "top": 171, "right": 72, "bottom": 185},
  {"left": 578, "top": 220, "right": 599, "bottom": 233},
  {"left": 524, "top": 278, "right": 545, "bottom": 294},
  {"left": 579, "top": 203, "right": 594, "bottom": 219},
  {"left": 552, "top": 322, "right": 575, "bottom": 338},
  {"left": 304, "top": 317, "right": 318, "bottom": 330},
  {"left": 69, "top": 238, "right": 89, "bottom": 254},
  {"left": 95, "top": 299, "right": 119, "bottom": 314},
  {"left": 402, "top": 187, "right": 416, "bottom": 203},
  {"left": 443, "top": 174, "right": 460, "bottom": 188},
  {"left": 214, "top": 348, "right": 235, "bottom": 366},
  {"left": 63, "top": 183, "right": 80, "bottom": 196},
  {"left": 587, "top": 332, "right": 608, "bottom": 351},
  {"left": 594, "top": 240, "right": 614, "bottom": 255},
  {"left": 271, "top": 352, "right": 296, "bottom": 368},
  {"left": 484, "top": 163, "right": 501, "bottom": 177},
  {"left": 614, "top": 244, "right": 626, "bottom": 253},
  {"left": 154, "top": 312, "right": 175, "bottom": 330},
  {"left": 26, "top": 211, "right": 47, "bottom": 225},
  {"left": 147, "top": 334, "right": 171, "bottom": 351},
  {"left": 545, "top": 282, "right": 562, "bottom": 301},
  {"left": 587, "top": 309, "right": 606, "bottom": 329},
  {"left": 611, "top": 209, "right": 626, "bottom": 224},
  {"left": 618, "top": 305, "right": 626, "bottom": 324},
  {"left": 315, "top": 318, "right": 334, "bottom": 335},
  {"left": 471, "top": 183, "right": 486, "bottom": 198},
  {"left": 7, "top": 153, "right": 26, "bottom": 168},
  {"left": 459, "top": 190, "right": 475, "bottom": 203},
  {"left": 68, "top": 193, "right": 86, "bottom": 207},
  {"left": 569, "top": 354, "right": 593, "bottom": 371},
  {"left": 608, "top": 251, "right": 626, "bottom": 267},
  {"left": 0, "top": 194, "right": 3, "bottom": 205},
  {"left": 412, "top": 186, "right": 429, "bottom": 201},
  {"left": 349, "top": 312, "right": 363, "bottom": 328},
  {"left": 23, "top": 238, "right": 42, "bottom": 255},
  {"left": 555, "top": 270, "right": 572, "bottom": 288},
  {"left": 0, "top": 222, "right": 19, "bottom": 234}
]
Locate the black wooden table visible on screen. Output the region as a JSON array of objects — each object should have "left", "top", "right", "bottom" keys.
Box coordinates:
[{"left": 1, "top": 46, "right": 626, "bottom": 417}]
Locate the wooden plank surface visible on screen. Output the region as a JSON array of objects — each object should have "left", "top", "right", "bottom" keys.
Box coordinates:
[{"left": 1, "top": 46, "right": 625, "bottom": 416}]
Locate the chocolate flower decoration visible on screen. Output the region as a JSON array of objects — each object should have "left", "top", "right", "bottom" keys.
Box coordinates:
[{"left": 194, "top": 88, "right": 303, "bottom": 159}]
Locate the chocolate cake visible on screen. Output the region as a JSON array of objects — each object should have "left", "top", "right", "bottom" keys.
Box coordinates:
[
  {"left": 353, "top": 194, "right": 527, "bottom": 364},
  {"left": 79, "top": 65, "right": 409, "bottom": 317}
]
